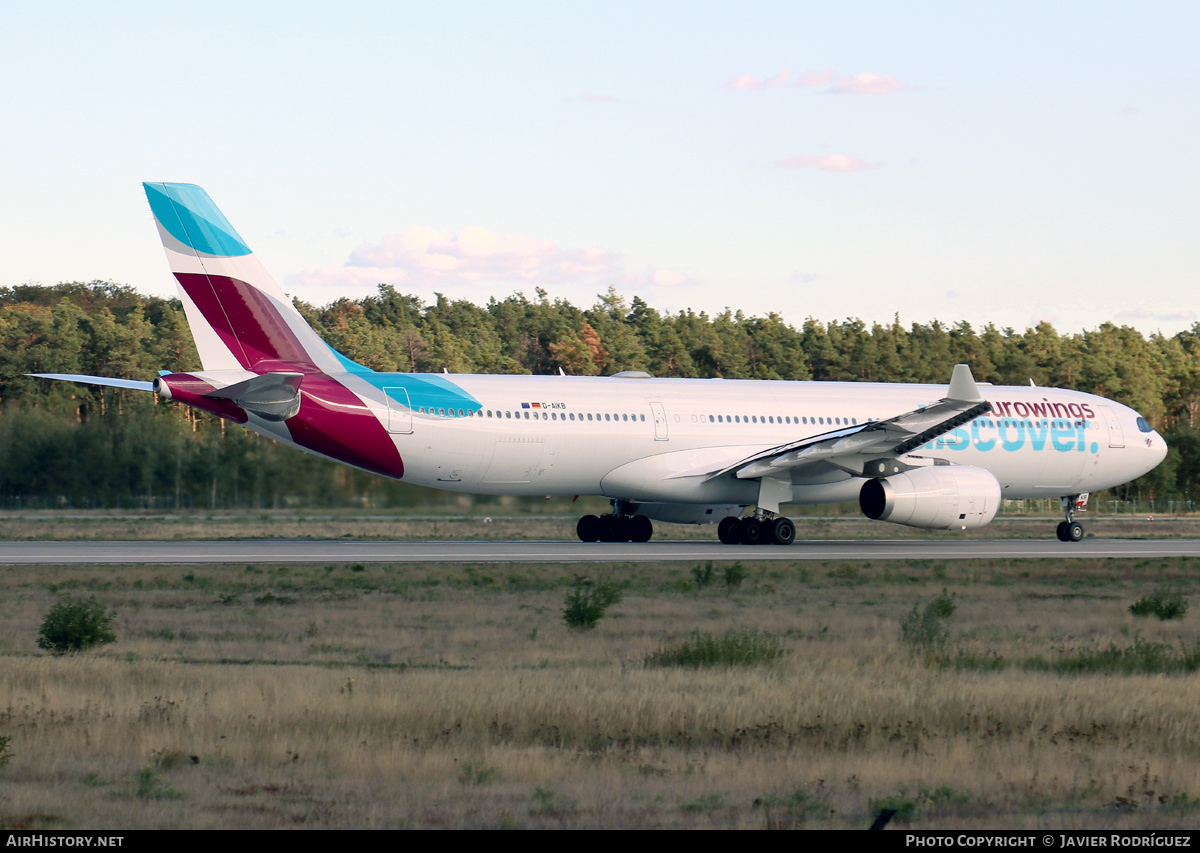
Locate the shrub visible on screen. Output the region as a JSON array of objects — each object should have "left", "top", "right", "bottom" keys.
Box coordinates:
[
  {"left": 900, "top": 589, "right": 956, "bottom": 656},
  {"left": 37, "top": 595, "right": 117, "bottom": 653},
  {"left": 755, "top": 788, "right": 829, "bottom": 829},
  {"left": 562, "top": 576, "right": 623, "bottom": 630},
  {"left": 134, "top": 765, "right": 183, "bottom": 800},
  {"left": 1130, "top": 591, "right": 1189, "bottom": 620},
  {"left": 691, "top": 562, "right": 715, "bottom": 589},
  {"left": 1023, "top": 638, "right": 1200, "bottom": 675},
  {"left": 645, "top": 628, "right": 787, "bottom": 668},
  {"left": 723, "top": 562, "right": 747, "bottom": 589}
]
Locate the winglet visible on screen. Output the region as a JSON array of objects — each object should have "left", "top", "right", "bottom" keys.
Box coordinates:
[{"left": 946, "top": 364, "right": 983, "bottom": 403}]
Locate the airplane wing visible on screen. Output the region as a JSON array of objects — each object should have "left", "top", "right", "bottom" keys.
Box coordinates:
[{"left": 702, "top": 364, "right": 991, "bottom": 482}]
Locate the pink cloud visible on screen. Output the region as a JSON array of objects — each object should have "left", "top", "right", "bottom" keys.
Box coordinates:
[
  {"left": 776, "top": 154, "right": 876, "bottom": 172},
  {"left": 288, "top": 226, "right": 702, "bottom": 294},
  {"left": 796, "top": 69, "right": 839, "bottom": 89},
  {"left": 614, "top": 268, "right": 694, "bottom": 290},
  {"left": 829, "top": 73, "right": 903, "bottom": 95},
  {"left": 726, "top": 68, "right": 903, "bottom": 94},
  {"left": 722, "top": 68, "right": 793, "bottom": 90},
  {"left": 342, "top": 226, "right": 616, "bottom": 287}
]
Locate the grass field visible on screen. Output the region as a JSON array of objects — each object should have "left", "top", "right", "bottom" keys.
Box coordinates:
[{"left": 3, "top": 549, "right": 1200, "bottom": 829}]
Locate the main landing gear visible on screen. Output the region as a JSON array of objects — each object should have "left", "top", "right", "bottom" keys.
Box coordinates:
[
  {"left": 577, "top": 513, "right": 653, "bottom": 543},
  {"left": 1056, "top": 494, "right": 1084, "bottom": 542},
  {"left": 718, "top": 515, "right": 796, "bottom": 546}
]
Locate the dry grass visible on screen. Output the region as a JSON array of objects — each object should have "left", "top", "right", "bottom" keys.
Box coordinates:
[{"left": 2, "top": 555, "right": 1200, "bottom": 828}]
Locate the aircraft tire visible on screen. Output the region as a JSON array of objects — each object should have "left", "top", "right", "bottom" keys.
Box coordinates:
[
  {"left": 740, "top": 518, "right": 765, "bottom": 545},
  {"left": 629, "top": 515, "right": 653, "bottom": 543},
  {"left": 771, "top": 517, "right": 796, "bottom": 546},
  {"left": 597, "top": 514, "right": 621, "bottom": 542},
  {"left": 577, "top": 515, "right": 601, "bottom": 542},
  {"left": 1067, "top": 521, "right": 1084, "bottom": 542},
  {"left": 718, "top": 517, "right": 741, "bottom": 545},
  {"left": 1055, "top": 521, "right": 1069, "bottom": 542}
]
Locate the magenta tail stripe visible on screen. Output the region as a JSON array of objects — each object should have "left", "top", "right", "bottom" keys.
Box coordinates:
[{"left": 176, "top": 273, "right": 313, "bottom": 368}]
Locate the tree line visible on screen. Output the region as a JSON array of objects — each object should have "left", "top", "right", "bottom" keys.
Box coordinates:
[{"left": 1, "top": 281, "right": 1195, "bottom": 510}]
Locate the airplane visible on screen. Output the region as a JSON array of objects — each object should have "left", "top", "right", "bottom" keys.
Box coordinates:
[{"left": 30, "top": 183, "right": 1168, "bottom": 545}]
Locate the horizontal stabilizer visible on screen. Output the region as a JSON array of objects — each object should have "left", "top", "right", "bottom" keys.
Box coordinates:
[{"left": 27, "top": 373, "right": 155, "bottom": 392}]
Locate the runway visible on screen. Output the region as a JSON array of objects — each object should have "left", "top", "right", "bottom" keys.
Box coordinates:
[{"left": 1, "top": 537, "right": 1199, "bottom": 564}]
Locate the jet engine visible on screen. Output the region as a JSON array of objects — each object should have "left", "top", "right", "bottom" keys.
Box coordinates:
[{"left": 859, "top": 465, "right": 1000, "bottom": 531}]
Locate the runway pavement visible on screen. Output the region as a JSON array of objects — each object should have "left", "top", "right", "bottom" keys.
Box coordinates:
[{"left": 1, "top": 537, "right": 1199, "bottom": 564}]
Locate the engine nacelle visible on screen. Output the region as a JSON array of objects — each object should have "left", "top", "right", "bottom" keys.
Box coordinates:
[{"left": 859, "top": 465, "right": 1001, "bottom": 531}]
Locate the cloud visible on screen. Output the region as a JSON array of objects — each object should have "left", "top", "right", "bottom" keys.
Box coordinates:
[
  {"left": 776, "top": 154, "right": 877, "bottom": 172},
  {"left": 729, "top": 68, "right": 903, "bottom": 94},
  {"left": 339, "top": 226, "right": 616, "bottom": 287},
  {"left": 796, "top": 69, "right": 839, "bottom": 89},
  {"left": 286, "top": 226, "right": 694, "bottom": 293},
  {"left": 616, "top": 267, "right": 694, "bottom": 289},
  {"left": 828, "top": 73, "right": 903, "bottom": 95},
  {"left": 1113, "top": 308, "right": 1197, "bottom": 325},
  {"left": 649, "top": 268, "right": 689, "bottom": 288},
  {"left": 722, "top": 68, "right": 793, "bottom": 90},
  {"left": 581, "top": 94, "right": 617, "bottom": 103}
]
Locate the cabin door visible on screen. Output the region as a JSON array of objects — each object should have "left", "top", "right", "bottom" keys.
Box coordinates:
[
  {"left": 650, "top": 402, "right": 668, "bottom": 440},
  {"left": 1098, "top": 406, "right": 1124, "bottom": 448},
  {"left": 383, "top": 387, "right": 413, "bottom": 434}
]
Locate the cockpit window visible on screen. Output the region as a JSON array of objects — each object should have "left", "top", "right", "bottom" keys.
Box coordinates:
[{"left": 1137, "top": 417, "right": 1154, "bottom": 433}]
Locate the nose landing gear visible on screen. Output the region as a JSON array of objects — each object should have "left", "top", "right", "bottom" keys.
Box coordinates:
[{"left": 1056, "top": 494, "right": 1085, "bottom": 542}]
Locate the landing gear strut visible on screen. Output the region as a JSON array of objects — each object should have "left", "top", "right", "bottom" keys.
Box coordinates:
[
  {"left": 1056, "top": 495, "right": 1084, "bottom": 542},
  {"left": 718, "top": 514, "right": 796, "bottom": 546}
]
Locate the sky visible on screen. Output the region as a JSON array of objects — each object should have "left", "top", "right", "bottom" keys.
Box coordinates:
[{"left": 2, "top": 1, "right": 1198, "bottom": 338}]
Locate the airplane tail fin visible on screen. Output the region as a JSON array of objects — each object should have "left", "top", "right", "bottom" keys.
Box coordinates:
[{"left": 143, "top": 183, "right": 360, "bottom": 374}]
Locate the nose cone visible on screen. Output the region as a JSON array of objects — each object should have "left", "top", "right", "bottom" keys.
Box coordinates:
[
  {"left": 1149, "top": 429, "right": 1168, "bottom": 469},
  {"left": 1134, "top": 412, "right": 1168, "bottom": 477}
]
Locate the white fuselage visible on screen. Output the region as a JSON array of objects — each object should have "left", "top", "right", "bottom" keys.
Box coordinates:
[{"left": 257, "top": 373, "right": 1164, "bottom": 509}]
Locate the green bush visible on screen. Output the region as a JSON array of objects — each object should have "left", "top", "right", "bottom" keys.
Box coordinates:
[
  {"left": 723, "top": 562, "right": 747, "bottom": 589},
  {"left": 645, "top": 628, "right": 787, "bottom": 668},
  {"left": 562, "top": 576, "right": 623, "bottom": 631},
  {"left": 1129, "top": 591, "right": 1189, "bottom": 620},
  {"left": 37, "top": 595, "right": 117, "bottom": 653},
  {"left": 691, "top": 562, "right": 715, "bottom": 589},
  {"left": 900, "top": 589, "right": 956, "bottom": 656},
  {"left": 1024, "top": 638, "right": 1200, "bottom": 675}
]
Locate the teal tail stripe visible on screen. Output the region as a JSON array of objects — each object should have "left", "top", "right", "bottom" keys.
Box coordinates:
[{"left": 144, "top": 182, "right": 252, "bottom": 257}]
